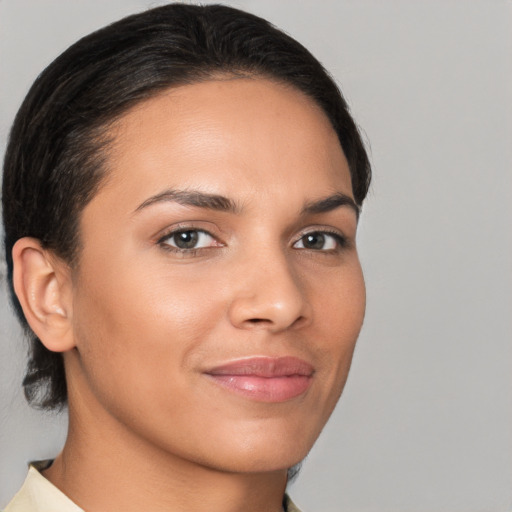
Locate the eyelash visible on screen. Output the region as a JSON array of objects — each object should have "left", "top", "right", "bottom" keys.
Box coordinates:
[
  {"left": 293, "top": 229, "right": 349, "bottom": 253},
  {"left": 157, "top": 227, "right": 221, "bottom": 257},
  {"left": 156, "top": 227, "right": 349, "bottom": 256}
]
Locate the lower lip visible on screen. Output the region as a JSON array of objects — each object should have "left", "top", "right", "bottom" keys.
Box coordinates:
[{"left": 207, "top": 374, "right": 312, "bottom": 402}]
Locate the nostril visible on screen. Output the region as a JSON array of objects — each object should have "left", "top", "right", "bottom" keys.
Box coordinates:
[{"left": 246, "top": 316, "right": 305, "bottom": 328}]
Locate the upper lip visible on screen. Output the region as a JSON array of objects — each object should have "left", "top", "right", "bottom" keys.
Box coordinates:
[{"left": 205, "top": 356, "right": 314, "bottom": 377}]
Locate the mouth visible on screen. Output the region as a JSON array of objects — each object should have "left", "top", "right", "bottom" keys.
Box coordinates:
[{"left": 205, "top": 356, "right": 314, "bottom": 402}]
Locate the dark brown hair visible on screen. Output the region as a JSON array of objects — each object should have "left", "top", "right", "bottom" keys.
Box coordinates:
[{"left": 2, "top": 3, "right": 371, "bottom": 410}]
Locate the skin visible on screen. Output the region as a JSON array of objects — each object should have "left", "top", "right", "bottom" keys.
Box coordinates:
[{"left": 15, "top": 78, "right": 366, "bottom": 512}]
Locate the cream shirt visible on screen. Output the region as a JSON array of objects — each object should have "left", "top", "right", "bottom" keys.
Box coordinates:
[
  {"left": 4, "top": 466, "right": 82, "bottom": 512},
  {"left": 4, "top": 463, "right": 302, "bottom": 512}
]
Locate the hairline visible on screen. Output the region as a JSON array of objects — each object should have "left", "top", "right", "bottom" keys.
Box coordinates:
[{"left": 68, "top": 72, "right": 356, "bottom": 270}]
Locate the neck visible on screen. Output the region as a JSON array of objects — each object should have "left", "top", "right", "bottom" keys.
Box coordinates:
[{"left": 44, "top": 382, "right": 288, "bottom": 512}]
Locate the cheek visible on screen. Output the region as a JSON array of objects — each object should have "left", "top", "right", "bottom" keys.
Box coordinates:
[
  {"left": 310, "top": 259, "right": 366, "bottom": 396},
  {"left": 70, "top": 258, "right": 226, "bottom": 406},
  {"left": 75, "top": 250, "right": 222, "bottom": 341},
  {"left": 312, "top": 255, "right": 366, "bottom": 339}
]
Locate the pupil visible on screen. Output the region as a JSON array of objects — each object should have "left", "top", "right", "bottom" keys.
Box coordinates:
[
  {"left": 174, "top": 230, "right": 198, "bottom": 249},
  {"left": 304, "top": 233, "right": 325, "bottom": 249}
]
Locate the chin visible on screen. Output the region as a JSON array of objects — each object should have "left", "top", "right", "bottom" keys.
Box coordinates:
[
  {"left": 204, "top": 451, "right": 307, "bottom": 475},
  {"left": 195, "top": 425, "right": 318, "bottom": 474}
]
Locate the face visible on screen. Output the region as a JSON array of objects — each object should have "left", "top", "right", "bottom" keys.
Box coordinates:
[{"left": 67, "top": 78, "right": 365, "bottom": 473}]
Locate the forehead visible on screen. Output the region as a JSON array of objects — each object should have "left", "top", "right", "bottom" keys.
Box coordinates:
[{"left": 97, "top": 78, "right": 353, "bottom": 207}]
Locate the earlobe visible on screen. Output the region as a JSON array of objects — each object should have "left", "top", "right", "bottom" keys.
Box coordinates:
[{"left": 12, "top": 237, "right": 75, "bottom": 353}]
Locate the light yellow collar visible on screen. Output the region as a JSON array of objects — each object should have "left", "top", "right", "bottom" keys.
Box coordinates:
[{"left": 4, "top": 464, "right": 83, "bottom": 512}]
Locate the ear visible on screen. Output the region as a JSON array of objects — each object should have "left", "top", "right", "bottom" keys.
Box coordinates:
[{"left": 12, "top": 237, "right": 75, "bottom": 352}]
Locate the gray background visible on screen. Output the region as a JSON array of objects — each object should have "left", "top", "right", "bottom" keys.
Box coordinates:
[{"left": 1, "top": 1, "right": 511, "bottom": 511}]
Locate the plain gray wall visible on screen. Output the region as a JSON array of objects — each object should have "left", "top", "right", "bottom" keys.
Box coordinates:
[{"left": 1, "top": 1, "right": 511, "bottom": 511}]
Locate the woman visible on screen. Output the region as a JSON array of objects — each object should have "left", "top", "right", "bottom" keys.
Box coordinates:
[{"left": 2, "top": 3, "right": 370, "bottom": 511}]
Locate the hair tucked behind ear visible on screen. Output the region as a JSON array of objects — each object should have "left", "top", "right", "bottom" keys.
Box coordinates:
[{"left": 2, "top": 3, "right": 371, "bottom": 410}]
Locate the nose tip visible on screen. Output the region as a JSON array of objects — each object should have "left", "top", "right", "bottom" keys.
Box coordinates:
[{"left": 227, "top": 259, "right": 310, "bottom": 332}]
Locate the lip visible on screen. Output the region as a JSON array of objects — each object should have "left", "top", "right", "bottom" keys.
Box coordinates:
[{"left": 205, "top": 356, "right": 314, "bottom": 402}]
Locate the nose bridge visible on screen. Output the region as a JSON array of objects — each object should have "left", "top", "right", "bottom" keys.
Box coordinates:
[{"left": 228, "top": 242, "right": 309, "bottom": 331}]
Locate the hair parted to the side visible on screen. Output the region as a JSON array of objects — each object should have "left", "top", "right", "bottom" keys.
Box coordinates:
[{"left": 2, "top": 3, "right": 371, "bottom": 411}]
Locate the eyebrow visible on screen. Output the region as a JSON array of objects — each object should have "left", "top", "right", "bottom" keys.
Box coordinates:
[
  {"left": 302, "top": 193, "right": 360, "bottom": 219},
  {"left": 134, "top": 189, "right": 359, "bottom": 219},
  {"left": 134, "top": 189, "right": 240, "bottom": 214}
]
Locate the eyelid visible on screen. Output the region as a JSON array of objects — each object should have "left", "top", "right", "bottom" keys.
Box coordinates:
[
  {"left": 156, "top": 223, "right": 225, "bottom": 252},
  {"left": 155, "top": 221, "right": 219, "bottom": 240},
  {"left": 292, "top": 227, "right": 350, "bottom": 250},
  {"left": 164, "top": 230, "right": 216, "bottom": 248}
]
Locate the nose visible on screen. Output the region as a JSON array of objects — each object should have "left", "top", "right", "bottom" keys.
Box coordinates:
[{"left": 227, "top": 252, "right": 311, "bottom": 333}]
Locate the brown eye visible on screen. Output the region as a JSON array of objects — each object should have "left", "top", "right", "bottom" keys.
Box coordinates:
[
  {"left": 293, "top": 232, "right": 342, "bottom": 251},
  {"left": 160, "top": 229, "right": 217, "bottom": 250},
  {"left": 302, "top": 233, "right": 326, "bottom": 250},
  {"left": 173, "top": 230, "right": 199, "bottom": 249}
]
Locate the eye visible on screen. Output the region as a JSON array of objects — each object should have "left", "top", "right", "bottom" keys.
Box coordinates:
[
  {"left": 159, "top": 229, "right": 218, "bottom": 251},
  {"left": 293, "top": 231, "right": 345, "bottom": 251}
]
